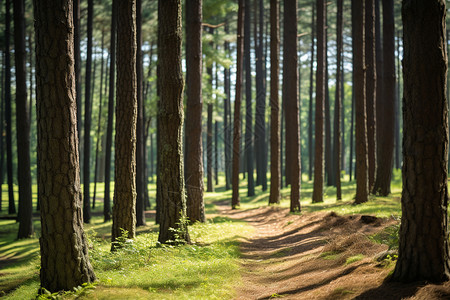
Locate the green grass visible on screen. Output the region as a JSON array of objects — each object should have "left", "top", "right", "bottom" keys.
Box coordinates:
[{"left": 0, "top": 170, "right": 404, "bottom": 299}]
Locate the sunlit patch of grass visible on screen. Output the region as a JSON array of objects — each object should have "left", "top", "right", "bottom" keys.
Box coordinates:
[
  {"left": 319, "top": 251, "right": 341, "bottom": 260},
  {"left": 345, "top": 254, "right": 365, "bottom": 265}
]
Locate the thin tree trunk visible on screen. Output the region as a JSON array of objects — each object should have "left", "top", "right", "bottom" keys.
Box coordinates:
[
  {"left": 74, "top": 0, "right": 82, "bottom": 154},
  {"left": 5, "top": 0, "right": 15, "bottom": 215},
  {"left": 269, "top": 0, "right": 280, "bottom": 205},
  {"left": 395, "top": 31, "right": 401, "bottom": 170},
  {"left": 244, "top": 0, "right": 255, "bottom": 197},
  {"left": 0, "top": 52, "right": 4, "bottom": 212},
  {"left": 308, "top": 1, "right": 315, "bottom": 182},
  {"left": 185, "top": 0, "right": 205, "bottom": 223},
  {"left": 215, "top": 120, "right": 219, "bottom": 185},
  {"left": 232, "top": 0, "right": 245, "bottom": 209},
  {"left": 14, "top": 0, "right": 33, "bottom": 238},
  {"left": 224, "top": 24, "right": 232, "bottom": 191},
  {"left": 284, "top": 0, "right": 301, "bottom": 212},
  {"left": 104, "top": 0, "right": 117, "bottom": 223},
  {"left": 334, "top": 0, "right": 343, "bottom": 200},
  {"left": 372, "top": 0, "right": 395, "bottom": 196},
  {"left": 312, "top": 0, "right": 325, "bottom": 203},
  {"left": 83, "top": 0, "right": 94, "bottom": 223},
  {"left": 353, "top": 0, "right": 369, "bottom": 204}
]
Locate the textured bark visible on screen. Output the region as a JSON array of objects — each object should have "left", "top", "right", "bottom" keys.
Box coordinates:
[
  {"left": 372, "top": 0, "right": 395, "bottom": 196},
  {"left": 74, "top": 0, "right": 82, "bottom": 151},
  {"left": 308, "top": 2, "right": 315, "bottom": 182},
  {"left": 5, "top": 0, "right": 15, "bottom": 215},
  {"left": 269, "top": 0, "right": 280, "bottom": 205},
  {"left": 255, "top": 0, "right": 267, "bottom": 191},
  {"left": 104, "top": 0, "right": 117, "bottom": 223},
  {"left": 207, "top": 51, "right": 214, "bottom": 193},
  {"left": 374, "top": 0, "right": 383, "bottom": 177},
  {"left": 112, "top": 0, "right": 137, "bottom": 247},
  {"left": 14, "top": 0, "right": 33, "bottom": 238},
  {"left": 283, "top": 0, "right": 300, "bottom": 212},
  {"left": 312, "top": 0, "right": 325, "bottom": 203},
  {"left": 224, "top": 24, "right": 232, "bottom": 191},
  {"left": 0, "top": 53, "right": 4, "bottom": 213},
  {"left": 352, "top": 0, "right": 369, "bottom": 204},
  {"left": 333, "top": 0, "right": 343, "bottom": 201},
  {"left": 244, "top": 0, "right": 255, "bottom": 197},
  {"left": 365, "top": 0, "right": 377, "bottom": 190},
  {"left": 395, "top": 31, "right": 401, "bottom": 170},
  {"left": 136, "top": 0, "right": 146, "bottom": 227},
  {"left": 392, "top": 0, "right": 450, "bottom": 282},
  {"left": 157, "top": 0, "right": 190, "bottom": 243},
  {"left": 185, "top": 0, "right": 205, "bottom": 223},
  {"left": 232, "top": 0, "right": 245, "bottom": 209},
  {"left": 34, "top": 0, "right": 96, "bottom": 291},
  {"left": 83, "top": 0, "right": 94, "bottom": 224}
]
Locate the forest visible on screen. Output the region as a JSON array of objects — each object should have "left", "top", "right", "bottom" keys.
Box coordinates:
[{"left": 1, "top": 0, "right": 450, "bottom": 299}]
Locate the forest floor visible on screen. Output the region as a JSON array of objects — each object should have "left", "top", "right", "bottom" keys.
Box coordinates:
[{"left": 215, "top": 201, "right": 450, "bottom": 300}]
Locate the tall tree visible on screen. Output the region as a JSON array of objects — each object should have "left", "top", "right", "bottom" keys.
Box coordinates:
[
  {"left": 74, "top": 0, "right": 82, "bottom": 150},
  {"left": 5, "top": 0, "right": 15, "bottom": 215},
  {"left": 185, "top": 0, "right": 205, "bottom": 223},
  {"left": 82, "top": 0, "right": 94, "bottom": 224},
  {"left": 269, "top": 0, "right": 280, "bottom": 205},
  {"left": 34, "top": 0, "right": 96, "bottom": 291},
  {"left": 312, "top": 0, "right": 325, "bottom": 203},
  {"left": 232, "top": 0, "right": 245, "bottom": 209},
  {"left": 372, "top": 0, "right": 395, "bottom": 196},
  {"left": 392, "top": 0, "right": 450, "bottom": 282},
  {"left": 283, "top": 0, "right": 301, "bottom": 212},
  {"left": 244, "top": 0, "right": 255, "bottom": 197},
  {"left": 352, "top": 0, "right": 369, "bottom": 204},
  {"left": 136, "top": 0, "right": 146, "bottom": 227},
  {"left": 14, "top": 0, "right": 33, "bottom": 238},
  {"left": 112, "top": 0, "right": 137, "bottom": 248},
  {"left": 157, "top": 0, "right": 190, "bottom": 243},
  {"left": 333, "top": 0, "right": 343, "bottom": 201},
  {"left": 206, "top": 28, "right": 214, "bottom": 193},
  {"left": 365, "top": 0, "right": 377, "bottom": 189},
  {"left": 308, "top": 2, "right": 315, "bottom": 182},
  {"left": 255, "top": 0, "right": 267, "bottom": 191},
  {"left": 224, "top": 24, "right": 232, "bottom": 191},
  {"left": 104, "top": 0, "right": 117, "bottom": 223},
  {"left": 0, "top": 53, "right": 4, "bottom": 213}
]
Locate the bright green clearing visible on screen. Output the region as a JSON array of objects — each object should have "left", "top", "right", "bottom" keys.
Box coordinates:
[{"left": 0, "top": 171, "right": 403, "bottom": 299}]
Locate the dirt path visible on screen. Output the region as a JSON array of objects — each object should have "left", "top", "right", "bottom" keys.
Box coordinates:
[{"left": 217, "top": 204, "right": 450, "bottom": 300}]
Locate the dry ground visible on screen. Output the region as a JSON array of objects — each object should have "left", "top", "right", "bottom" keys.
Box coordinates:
[{"left": 217, "top": 204, "right": 450, "bottom": 300}]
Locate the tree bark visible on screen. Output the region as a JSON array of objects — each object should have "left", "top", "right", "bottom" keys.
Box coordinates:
[
  {"left": 372, "top": 0, "right": 395, "bottom": 196},
  {"left": 206, "top": 35, "right": 214, "bottom": 193},
  {"left": 333, "top": 0, "right": 343, "bottom": 200},
  {"left": 312, "top": 0, "right": 325, "bottom": 203},
  {"left": 104, "top": 0, "right": 117, "bottom": 223},
  {"left": 308, "top": 2, "right": 315, "bottom": 182},
  {"left": 365, "top": 0, "right": 377, "bottom": 190},
  {"left": 112, "top": 0, "right": 137, "bottom": 248},
  {"left": 224, "top": 24, "right": 232, "bottom": 191},
  {"left": 185, "top": 0, "right": 205, "bottom": 223},
  {"left": 352, "top": 0, "right": 369, "bottom": 204},
  {"left": 392, "top": 0, "right": 450, "bottom": 283},
  {"left": 232, "top": 0, "right": 245, "bottom": 209},
  {"left": 284, "top": 0, "right": 301, "bottom": 212},
  {"left": 74, "top": 0, "right": 82, "bottom": 155},
  {"left": 244, "top": 0, "right": 255, "bottom": 197},
  {"left": 269, "top": 0, "right": 280, "bottom": 205},
  {"left": 34, "top": 0, "right": 96, "bottom": 291},
  {"left": 157, "top": 0, "right": 190, "bottom": 243},
  {"left": 14, "top": 0, "right": 33, "bottom": 238}
]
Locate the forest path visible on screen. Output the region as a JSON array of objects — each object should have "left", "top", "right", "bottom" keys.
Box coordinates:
[{"left": 216, "top": 203, "right": 450, "bottom": 300}]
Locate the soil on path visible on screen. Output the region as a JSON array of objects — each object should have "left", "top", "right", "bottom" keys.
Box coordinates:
[{"left": 217, "top": 203, "right": 450, "bottom": 300}]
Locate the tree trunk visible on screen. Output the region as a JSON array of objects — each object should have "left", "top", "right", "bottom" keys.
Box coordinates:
[
  {"left": 334, "top": 0, "right": 343, "bottom": 200},
  {"left": 232, "top": 0, "right": 245, "bottom": 209},
  {"left": 112, "top": 0, "right": 137, "bottom": 248},
  {"left": 74, "top": 0, "right": 82, "bottom": 155},
  {"left": 157, "top": 0, "right": 190, "bottom": 244},
  {"left": 34, "top": 0, "right": 96, "bottom": 291},
  {"left": 284, "top": 0, "right": 301, "bottom": 212},
  {"left": 312, "top": 0, "right": 325, "bottom": 203},
  {"left": 308, "top": 2, "right": 315, "bottom": 182},
  {"left": 185, "top": 0, "right": 205, "bottom": 223},
  {"left": 104, "top": 0, "right": 117, "bottom": 223},
  {"left": 5, "top": 0, "right": 15, "bottom": 215},
  {"left": 269, "top": 0, "right": 280, "bottom": 205},
  {"left": 395, "top": 31, "right": 401, "bottom": 170},
  {"left": 14, "top": 0, "right": 33, "bottom": 238},
  {"left": 372, "top": 0, "right": 395, "bottom": 196},
  {"left": 136, "top": 0, "right": 146, "bottom": 227},
  {"left": 224, "top": 24, "right": 232, "bottom": 191},
  {"left": 365, "top": 0, "right": 377, "bottom": 190},
  {"left": 352, "top": 0, "right": 369, "bottom": 204},
  {"left": 244, "top": 0, "right": 255, "bottom": 197},
  {"left": 392, "top": 0, "right": 450, "bottom": 282},
  {"left": 83, "top": 0, "right": 93, "bottom": 224},
  {"left": 215, "top": 120, "right": 219, "bottom": 185},
  {"left": 325, "top": 71, "right": 333, "bottom": 186},
  {"left": 0, "top": 53, "right": 4, "bottom": 213}
]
